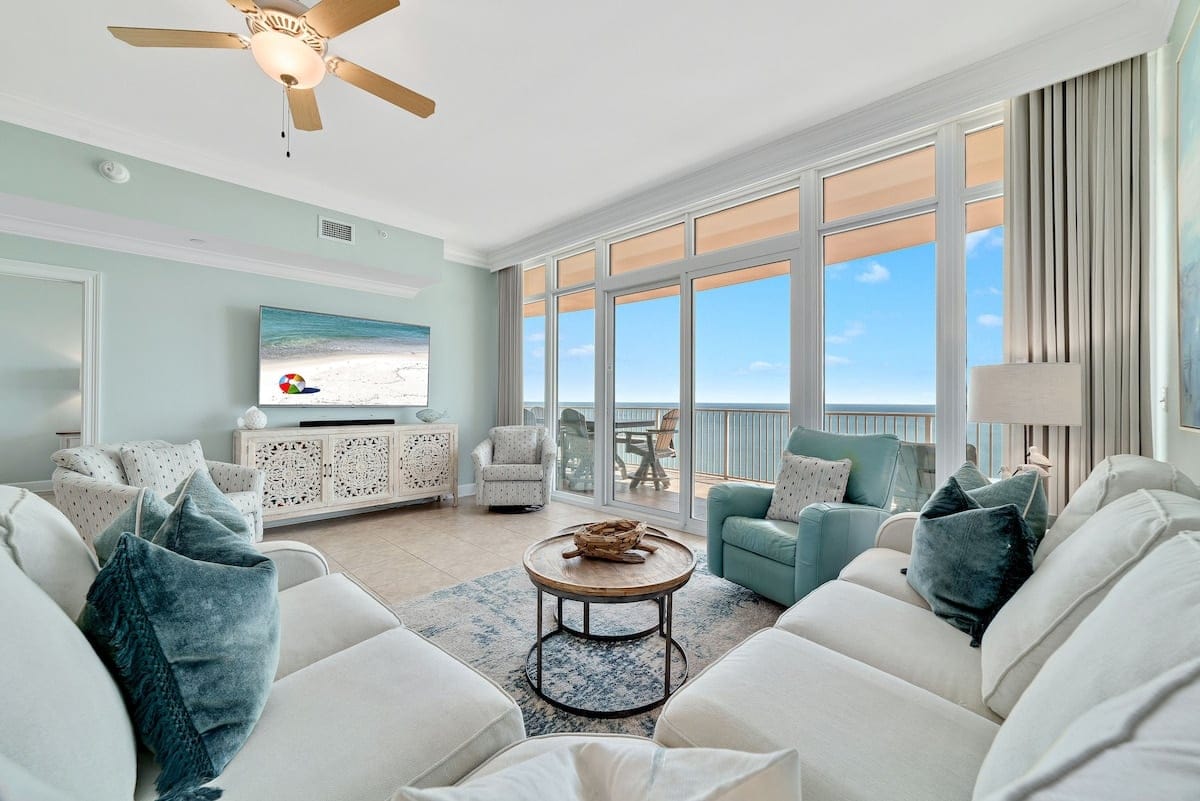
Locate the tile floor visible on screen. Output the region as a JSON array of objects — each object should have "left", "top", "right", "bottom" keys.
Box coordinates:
[{"left": 264, "top": 499, "right": 707, "bottom": 605}]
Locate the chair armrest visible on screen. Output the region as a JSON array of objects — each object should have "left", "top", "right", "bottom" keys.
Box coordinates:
[
  {"left": 51, "top": 469, "right": 142, "bottom": 546},
  {"left": 795, "top": 502, "right": 893, "bottom": 599},
  {"left": 255, "top": 540, "right": 329, "bottom": 590},
  {"left": 705, "top": 483, "right": 775, "bottom": 577},
  {"left": 471, "top": 440, "right": 493, "bottom": 470},
  {"left": 206, "top": 460, "right": 264, "bottom": 496},
  {"left": 875, "top": 512, "right": 919, "bottom": 554}
]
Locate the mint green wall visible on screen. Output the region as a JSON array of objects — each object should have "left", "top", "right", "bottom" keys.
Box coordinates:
[
  {"left": 0, "top": 123, "right": 497, "bottom": 485},
  {"left": 0, "top": 274, "right": 82, "bottom": 484}
]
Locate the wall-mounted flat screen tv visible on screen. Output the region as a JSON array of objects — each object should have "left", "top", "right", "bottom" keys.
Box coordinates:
[{"left": 258, "top": 306, "right": 430, "bottom": 407}]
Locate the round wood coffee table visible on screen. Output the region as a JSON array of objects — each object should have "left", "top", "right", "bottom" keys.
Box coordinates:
[{"left": 522, "top": 524, "right": 696, "bottom": 718}]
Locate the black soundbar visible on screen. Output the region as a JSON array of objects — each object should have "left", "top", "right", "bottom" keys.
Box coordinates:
[{"left": 299, "top": 419, "right": 396, "bottom": 427}]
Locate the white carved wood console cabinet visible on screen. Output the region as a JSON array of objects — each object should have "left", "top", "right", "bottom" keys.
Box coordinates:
[{"left": 234, "top": 423, "right": 458, "bottom": 525}]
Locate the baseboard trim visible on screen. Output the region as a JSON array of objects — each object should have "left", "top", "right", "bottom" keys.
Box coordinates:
[
  {"left": 263, "top": 483, "right": 477, "bottom": 530},
  {"left": 11, "top": 479, "right": 52, "bottom": 493}
]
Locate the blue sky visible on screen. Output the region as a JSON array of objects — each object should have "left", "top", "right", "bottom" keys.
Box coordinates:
[{"left": 524, "top": 225, "right": 1004, "bottom": 407}]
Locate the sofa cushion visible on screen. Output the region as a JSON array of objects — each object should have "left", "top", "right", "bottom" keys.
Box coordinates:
[
  {"left": 974, "top": 531, "right": 1200, "bottom": 799},
  {"left": 136, "top": 628, "right": 523, "bottom": 800},
  {"left": 908, "top": 478, "right": 1037, "bottom": 645},
  {"left": 492, "top": 427, "right": 542, "bottom": 465},
  {"left": 276, "top": 573, "right": 402, "bottom": 679},
  {"left": 981, "top": 489, "right": 1200, "bottom": 718},
  {"left": 784, "top": 427, "right": 900, "bottom": 508},
  {"left": 119, "top": 439, "right": 207, "bottom": 495},
  {"left": 52, "top": 443, "right": 127, "bottom": 484},
  {"left": 0, "top": 535, "right": 137, "bottom": 801},
  {"left": 654, "top": 628, "right": 998, "bottom": 801},
  {"left": 765, "top": 453, "right": 851, "bottom": 523},
  {"left": 395, "top": 739, "right": 801, "bottom": 801},
  {"left": 776, "top": 581, "right": 996, "bottom": 720},
  {"left": 462, "top": 734, "right": 657, "bottom": 782},
  {"left": 1036, "top": 454, "right": 1200, "bottom": 567},
  {"left": 80, "top": 481, "right": 280, "bottom": 801},
  {"left": 838, "top": 547, "right": 929, "bottom": 609},
  {"left": 481, "top": 463, "right": 545, "bottom": 482},
  {"left": 721, "top": 516, "right": 799, "bottom": 566},
  {"left": 0, "top": 486, "right": 98, "bottom": 619}
]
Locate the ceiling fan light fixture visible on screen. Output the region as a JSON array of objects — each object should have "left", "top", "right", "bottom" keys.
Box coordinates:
[{"left": 249, "top": 30, "right": 326, "bottom": 88}]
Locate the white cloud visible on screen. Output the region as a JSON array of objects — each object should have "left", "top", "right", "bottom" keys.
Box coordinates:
[
  {"left": 567, "top": 343, "right": 595, "bottom": 357},
  {"left": 526, "top": 331, "right": 545, "bottom": 343},
  {"left": 977, "top": 313, "right": 1003, "bottom": 328},
  {"left": 531, "top": 346, "right": 545, "bottom": 359},
  {"left": 747, "top": 360, "right": 779, "bottom": 372},
  {"left": 966, "top": 229, "right": 1004, "bottom": 255},
  {"left": 826, "top": 355, "right": 852, "bottom": 366},
  {"left": 825, "top": 321, "right": 865, "bottom": 345},
  {"left": 855, "top": 262, "right": 890, "bottom": 284}
]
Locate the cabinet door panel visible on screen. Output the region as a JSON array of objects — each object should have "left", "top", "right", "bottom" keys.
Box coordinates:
[
  {"left": 397, "top": 430, "right": 452, "bottom": 495},
  {"left": 329, "top": 433, "right": 395, "bottom": 503},
  {"left": 252, "top": 436, "right": 328, "bottom": 514}
]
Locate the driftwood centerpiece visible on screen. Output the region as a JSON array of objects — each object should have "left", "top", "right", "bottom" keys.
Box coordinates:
[{"left": 561, "top": 519, "right": 660, "bottom": 564}]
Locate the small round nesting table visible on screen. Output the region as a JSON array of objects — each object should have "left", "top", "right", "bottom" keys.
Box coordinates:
[{"left": 522, "top": 525, "right": 696, "bottom": 718}]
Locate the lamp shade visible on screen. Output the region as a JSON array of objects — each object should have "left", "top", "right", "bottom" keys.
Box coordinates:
[{"left": 968, "top": 363, "right": 1084, "bottom": 426}]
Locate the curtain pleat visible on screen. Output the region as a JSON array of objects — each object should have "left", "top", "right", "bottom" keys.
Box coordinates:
[
  {"left": 1006, "top": 56, "right": 1151, "bottom": 511},
  {"left": 496, "top": 266, "right": 523, "bottom": 426}
]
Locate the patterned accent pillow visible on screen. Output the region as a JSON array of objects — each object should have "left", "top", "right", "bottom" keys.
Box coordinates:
[
  {"left": 766, "top": 452, "right": 852, "bottom": 523},
  {"left": 493, "top": 427, "right": 541, "bottom": 465},
  {"left": 52, "top": 445, "right": 127, "bottom": 485},
  {"left": 119, "top": 440, "right": 206, "bottom": 495}
]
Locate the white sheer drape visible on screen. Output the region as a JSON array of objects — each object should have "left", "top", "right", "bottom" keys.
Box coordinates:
[{"left": 1005, "top": 56, "right": 1152, "bottom": 510}]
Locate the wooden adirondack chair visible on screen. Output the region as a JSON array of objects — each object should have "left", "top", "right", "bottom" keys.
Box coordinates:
[{"left": 621, "top": 408, "right": 680, "bottom": 490}]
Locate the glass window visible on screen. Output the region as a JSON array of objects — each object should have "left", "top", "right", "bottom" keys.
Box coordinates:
[
  {"left": 966, "top": 196, "right": 1005, "bottom": 478},
  {"left": 966, "top": 125, "right": 1004, "bottom": 187},
  {"left": 823, "top": 146, "right": 935, "bottom": 223},
  {"left": 556, "top": 290, "right": 595, "bottom": 496},
  {"left": 609, "top": 224, "right": 685, "bottom": 275},
  {"left": 557, "top": 250, "right": 596, "bottom": 289},
  {"left": 823, "top": 214, "right": 936, "bottom": 512},
  {"left": 522, "top": 301, "right": 545, "bottom": 425},
  {"left": 522, "top": 264, "right": 546, "bottom": 299},
  {"left": 695, "top": 189, "right": 800, "bottom": 255}
]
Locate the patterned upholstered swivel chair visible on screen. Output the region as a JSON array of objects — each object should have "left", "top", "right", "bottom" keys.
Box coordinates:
[
  {"left": 471, "top": 426, "right": 555, "bottom": 509},
  {"left": 707, "top": 426, "right": 901, "bottom": 606}
]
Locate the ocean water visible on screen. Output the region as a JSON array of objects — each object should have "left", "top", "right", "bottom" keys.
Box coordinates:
[{"left": 260, "top": 306, "right": 429, "bottom": 360}]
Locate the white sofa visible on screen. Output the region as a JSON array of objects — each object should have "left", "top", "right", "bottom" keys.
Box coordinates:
[
  {"left": 654, "top": 455, "right": 1200, "bottom": 800},
  {"left": 52, "top": 440, "right": 266, "bottom": 543},
  {"left": 0, "top": 486, "right": 525, "bottom": 801}
]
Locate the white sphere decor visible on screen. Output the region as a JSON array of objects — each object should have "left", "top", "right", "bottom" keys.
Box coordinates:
[{"left": 237, "top": 405, "right": 269, "bottom": 430}]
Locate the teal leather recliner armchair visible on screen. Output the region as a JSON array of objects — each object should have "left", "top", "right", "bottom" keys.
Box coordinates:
[{"left": 707, "top": 426, "right": 901, "bottom": 607}]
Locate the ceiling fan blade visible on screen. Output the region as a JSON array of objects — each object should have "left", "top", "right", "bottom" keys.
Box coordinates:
[
  {"left": 301, "top": 0, "right": 399, "bottom": 38},
  {"left": 108, "top": 27, "right": 247, "bottom": 48},
  {"left": 226, "top": 0, "right": 260, "bottom": 12},
  {"left": 287, "top": 87, "right": 323, "bottom": 132},
  {"left": 328, "top": 58, "right": 435, "bottom": 118}
]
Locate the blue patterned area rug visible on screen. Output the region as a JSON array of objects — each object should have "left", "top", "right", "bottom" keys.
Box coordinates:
[{"left": 393, "top": 553, "right": 783, "bottom": 737}]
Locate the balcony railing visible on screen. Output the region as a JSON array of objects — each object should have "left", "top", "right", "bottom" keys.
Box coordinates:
[{"left": 526, "top": 404, "right": 1004, "bottom": 485}]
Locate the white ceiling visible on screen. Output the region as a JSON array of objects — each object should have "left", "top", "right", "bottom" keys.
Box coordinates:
[{"left": 0, "top": 0, "right": 1177, "bottom": 263}]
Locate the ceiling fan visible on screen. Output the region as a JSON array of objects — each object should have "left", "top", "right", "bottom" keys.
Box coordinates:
[{"left": 108, "top": 0, "right": 434, "bottom": 133}]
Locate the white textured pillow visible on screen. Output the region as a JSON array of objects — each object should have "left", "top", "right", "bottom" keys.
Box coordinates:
[
  {"left": 973, "top": 531, "right": 1200, "bottom": 800},
  {"left": 1036, "top": 454, "right": 1200, "bottom": 567},
  {"left": 980, "top": 489, "right": 1200, "bottom": 718},
  {"left": 766, "top": 452, "right": 851, "bottom": 523},
  {"left": 119, "top": 440, "right": 206, "bottom": 495},
  {"left": 0, "top": 486, "right": 98, "bottom": 619},
  {"left": 492, "top": 428, "right": 541, "bottom": 465},
  {"left": 393, "top": 741, "right": 800, "bottom": 801}
]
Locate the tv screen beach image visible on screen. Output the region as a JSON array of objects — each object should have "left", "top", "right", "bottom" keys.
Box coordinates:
[{"left": 259, "top": 306, "right": 430, "bottom": 407}]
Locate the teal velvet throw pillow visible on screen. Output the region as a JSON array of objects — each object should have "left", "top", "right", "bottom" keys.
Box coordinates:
[
  {"left": 80, "top": 469, "right": 279, "bottom": 801},
  {"left": 944, "top": 462, "right": 1049, "bottom": 543},
  {"left": 907, "top": 477, "right": 1037, "bottom": 646}
]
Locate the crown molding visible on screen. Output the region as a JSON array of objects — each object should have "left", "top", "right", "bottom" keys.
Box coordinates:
[
  {"left": 0, "top": 193, "right": 436, "bottom": 298},
  {"left": 485, "top": 0, "right": 1176, "bottom": 268},
  {"left": 0, "top": 90, "right": 468, "bottom": 256},
  {"left": 442, "top": 242, "right": 488, "bottom": 268}
]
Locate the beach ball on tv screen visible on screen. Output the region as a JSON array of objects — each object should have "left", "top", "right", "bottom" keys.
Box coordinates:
[{"left": 279, "top": 373, "right": 306, "bottom": 394}]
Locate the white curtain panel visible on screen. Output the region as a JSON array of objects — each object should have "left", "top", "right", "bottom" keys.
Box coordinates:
[
  {"left": 1005, "top": 56, "right": 1151, "bottom": 511},
  {"left": 497, "top": 266, "right": 524, "bottom": 427}
]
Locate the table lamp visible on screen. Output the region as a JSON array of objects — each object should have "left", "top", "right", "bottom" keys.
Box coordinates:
[{"left": 968, "top": 363, "right": 1084, "bottom": 481}]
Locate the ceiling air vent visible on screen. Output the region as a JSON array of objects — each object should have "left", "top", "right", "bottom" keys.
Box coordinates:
[{"left": 319, "top": 216, "right": 355, "bottom": 244}]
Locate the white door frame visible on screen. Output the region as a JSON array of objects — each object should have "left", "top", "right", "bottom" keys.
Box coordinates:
[{"left": 0, "top": 258, "right": 102, "bottom": 448}]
